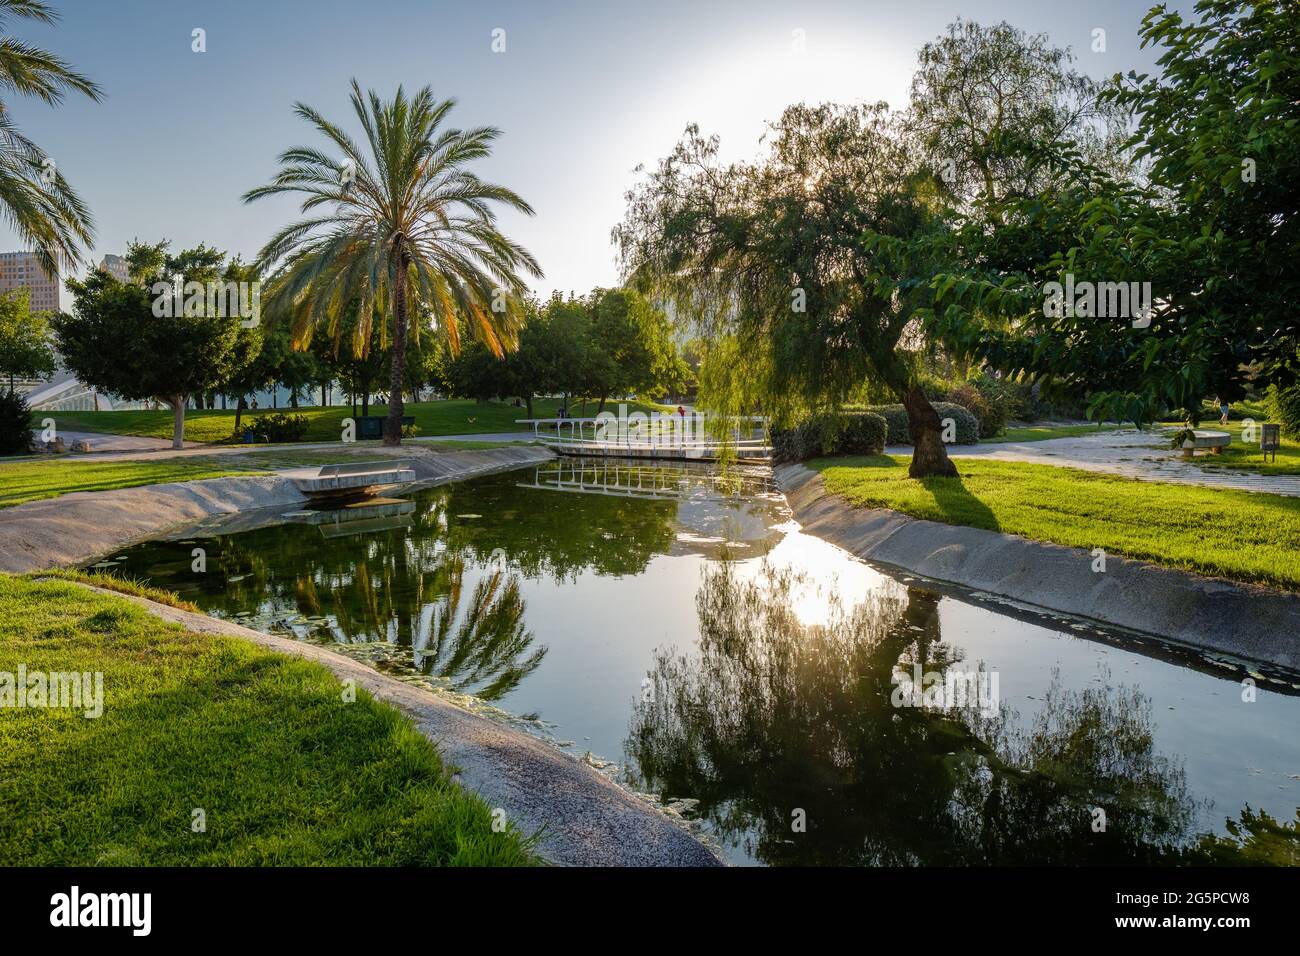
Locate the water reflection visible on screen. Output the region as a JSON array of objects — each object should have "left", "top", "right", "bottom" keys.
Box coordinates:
[
  {"left": 624, "top": 562, "right": 1294, "bottom": 865},
  {"left": 100, "top": 459, "right": 1300, "bottom": 866}
]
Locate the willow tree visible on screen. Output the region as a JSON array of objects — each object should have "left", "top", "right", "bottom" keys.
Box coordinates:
[
  {"left": 244, "top": 81, "right": 542, "bottom": 444},
  {"left": 615, "top": 104, "right": 959, "bottom": 477}
]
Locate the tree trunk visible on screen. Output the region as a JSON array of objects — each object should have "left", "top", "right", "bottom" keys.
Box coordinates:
[
  {"left": 384, "top": 258, "right": 409, "bottom": 446},
  {"left": 169, "top": 395, "right": 187, "bottom": 449},
  {"left": 901, "top": 385, "right": 958, "bottom": 479},
  {"left": 234, "top": 396, "right": 245, "bottom": 434},
  {"left": 525, "top": 395, "right": 534, "bottom": 419},
  {"left": 598, "top": 395, "right": 607, "bottom": 413}
]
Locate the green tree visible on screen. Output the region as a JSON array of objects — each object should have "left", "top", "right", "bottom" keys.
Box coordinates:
[
  {"left": 53, "top": 243, "right": 257, "bottom": 447},
  {"left": 0, "top": 0, "right": 102, "bottom": 275},
  {"left": 924, "top": 2, "right": 1300, "bottom": 428},
  {"left": 245, "top": 81, "right": 542, "bottom": 445},
  {"left": 616, "top": 107, "right": 960, "bottom": 477},
  {"left": 0, "top": 289, "right": 54, "bottom": 394},
  {"left": 588, "top": 287, "right": 689, "bottom": 411}
]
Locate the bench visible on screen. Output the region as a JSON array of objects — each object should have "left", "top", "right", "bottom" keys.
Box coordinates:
[
  {"left": 291, "top": 459, "right": 417, "bottom": 500},
  {"left": 1179, "top": 429, "right": 1231, "bottom": 458}
]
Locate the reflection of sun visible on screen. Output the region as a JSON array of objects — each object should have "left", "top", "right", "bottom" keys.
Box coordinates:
[{"left": 751, "top": 528, "right": 903, "bottom": 629}]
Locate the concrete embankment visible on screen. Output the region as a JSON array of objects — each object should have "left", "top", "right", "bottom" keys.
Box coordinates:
[
  {"left": 60, "top": 582, "right": 720, "bottom": 867},
  {"left": 0, "top": 445, "right": 555, "bottom": 573},
  {"left": 777, "top": 463, "right": 1300, "bottom": 672}
]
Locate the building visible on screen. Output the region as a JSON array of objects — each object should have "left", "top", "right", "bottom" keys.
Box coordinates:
[
  {"left": 98, "top": 254, "right": 129, "bottom": 283},
  {"left": 0, "top": 250, "right": 59, "bottom": 312}
]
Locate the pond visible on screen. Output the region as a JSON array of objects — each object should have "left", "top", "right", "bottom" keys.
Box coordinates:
[{"left": 98, "top": 457, "right": 1300, "bottom": 866}]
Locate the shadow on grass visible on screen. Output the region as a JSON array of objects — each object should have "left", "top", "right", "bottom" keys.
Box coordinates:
[
  {"left": 915, "top": 471, "right": 1002, "bottom": 533},
  {"left": 810, "top": 454, "right": 1002, "bottom": 532}
]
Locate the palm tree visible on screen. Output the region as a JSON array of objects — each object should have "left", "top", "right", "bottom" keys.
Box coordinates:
[
  {"left": 0, "top": 0, "right": 102, "bottom": 275},
  {"left": 244, "top": 80, "right": 542, "bottom": 445}
]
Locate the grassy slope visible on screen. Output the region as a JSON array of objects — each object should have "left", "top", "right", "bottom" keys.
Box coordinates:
[
  {"left": 813, "top": 455, "right": 1300, "bottom": 591},
  {"left": 41, "top": 397, "right": 665, "bottom": 444},
  {"left": 0, "top": 576, "right": 536, "bottom": 865},
  {"left": 0, "top": 458, "right": 265, "bottom": 508}
]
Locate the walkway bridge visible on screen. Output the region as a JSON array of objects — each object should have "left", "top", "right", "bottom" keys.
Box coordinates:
[
  {"left": 518, "top": 413, "right": 771, "bottom": 462},
  {"left": 517, "top": 459, "right": 777, "bottom": 502}
]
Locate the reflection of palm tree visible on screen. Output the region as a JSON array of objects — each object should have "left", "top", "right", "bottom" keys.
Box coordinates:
[
  {"left": 625, "top": 562, "right": 1213, "bottom": 866},
  {"left": 420, "top": 564, "right": 544, "bottom": 701},
  {"left": 153, "top": 498, "right": 545, "bottom": 701}
]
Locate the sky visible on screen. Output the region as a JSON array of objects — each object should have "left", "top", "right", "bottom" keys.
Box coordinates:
[{"left": 4, "top": 0, "right": 1191, "bottom": 307}]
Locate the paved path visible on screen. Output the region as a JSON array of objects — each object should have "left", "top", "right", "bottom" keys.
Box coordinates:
[
  {"left": 57, "top": 430, "right": 190, "bottom": 453},
  {"left": 903, "top": 428, "right": 1300, "bottom": 497}
]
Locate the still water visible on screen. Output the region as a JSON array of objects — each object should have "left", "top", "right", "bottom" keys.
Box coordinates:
[{"left": 100, "top": 458, "right": 1300, "bottom": 866}]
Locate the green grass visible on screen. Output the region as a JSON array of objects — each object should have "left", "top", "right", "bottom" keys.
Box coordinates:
[
  {"left": 0, "top": 458, "right": 265, "bottom": 508},
  {"left": 814, "top": 455, "right": 1300, "bottom": 590},
  {"left": 983, "top": 423, "right": 1123, "bottom": 444},
  {"left": 0, "top": 575, "right": 538, "bottom": 865},
  {"left": 40, "top": 397, "right": 663, "bottom": 445}
]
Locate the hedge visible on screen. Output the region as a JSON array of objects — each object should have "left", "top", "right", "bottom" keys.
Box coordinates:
[
  {"left": 864, "top": 402, "right": 980, "bottom": 445},
  {"left": 772, "top": 411, "right": 888, "bottom": 463}
]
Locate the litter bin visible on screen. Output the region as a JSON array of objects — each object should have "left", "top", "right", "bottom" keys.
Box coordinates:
[{"left": 357, "top": 415, "right": 415, "bottom": 440}]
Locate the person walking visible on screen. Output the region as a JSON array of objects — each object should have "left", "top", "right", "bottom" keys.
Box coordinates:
[{"left": 1217, "top": 397, "right": 1230, "bottom": 425}]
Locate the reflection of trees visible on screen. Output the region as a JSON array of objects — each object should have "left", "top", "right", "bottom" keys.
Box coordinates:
[
  {"left": 118, "top": 492, "right": 545, "bottom": 701},
  {"left": 625, "top": 562, "right": 1221, "bottom": 866},
  {"left": 1196, "top": 807, "right": 1300, "bottom": 865},
  {"left": 441, "top": 465, "right": 678, "bottom": 580}
]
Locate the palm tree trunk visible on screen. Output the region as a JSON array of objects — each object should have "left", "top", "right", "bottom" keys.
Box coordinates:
[{"left": 385, "top": 258, "right": 409, "bottom": 445}]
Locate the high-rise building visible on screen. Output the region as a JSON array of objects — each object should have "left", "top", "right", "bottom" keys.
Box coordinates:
[
  {"left": 98, "top": 253, "right": 129, "bottom": 283},
  {"left": 0, "top": 251, "right": 59, "bottom": 312}
]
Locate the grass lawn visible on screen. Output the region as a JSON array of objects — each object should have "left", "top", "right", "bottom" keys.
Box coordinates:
[
  {"left": 813, "top": 455, "right": 1300, "bottom": 591},
  {"left": 0, "top": 575, "right": 537, "bottom": 865},
  {"left": 983, "top": 423, "right": 1122, "bottom": 444},
  {"left": 0, "top": 458, "right": 266, "bottom": 509},
  {"left": 40, "top": 397, "right": 665, "bottom": 445}
]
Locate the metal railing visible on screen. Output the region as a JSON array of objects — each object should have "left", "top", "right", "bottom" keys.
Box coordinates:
[{"left": 516, "top": 414, "right": 770, "bottom": 459}]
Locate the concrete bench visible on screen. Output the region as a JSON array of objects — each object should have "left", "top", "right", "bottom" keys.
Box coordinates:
[
  {"left": 1180, "top": 430, "right": 1231, "bottom": 457},
  {"left": 291, "top": 459, "right": 416, "bottom": 500}
]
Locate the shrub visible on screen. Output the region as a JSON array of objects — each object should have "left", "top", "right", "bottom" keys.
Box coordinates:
[
  {"left": 867, "top": 404, "right": 911, "bottom": 444},
  {"left": 1266, "top": 383, "right": 1300, "bottom": 437},
  {"left": 932, "top": 401, "right": 979, "bottom": 444},
  {"left": 970, "top": 374, "right": 1021, "bottom": 435},
  {"left": 771, "top": 411, "right": 886, "bottom": 462},
  {"left": 247, "top": 412, "right": 309, "bottom": 443},
  {"left": 771, "top": 418, "right": 827, "bottom": 463},
  {"left": 946, "top": 384, "right": 998, "bottom": 438},
  {"left": 833, "top": 411, "right": 887, "bottom": 455},
  {"left": 864, "top": 402, "right": 978, "bottom": 445},
  {"left": 0, "top": 390, "right": 33, "bottom": 455}
]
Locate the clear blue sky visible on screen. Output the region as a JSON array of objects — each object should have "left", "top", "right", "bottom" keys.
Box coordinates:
[{"left": 5, "top": 0, "right": 1188, "bottom": 306}]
